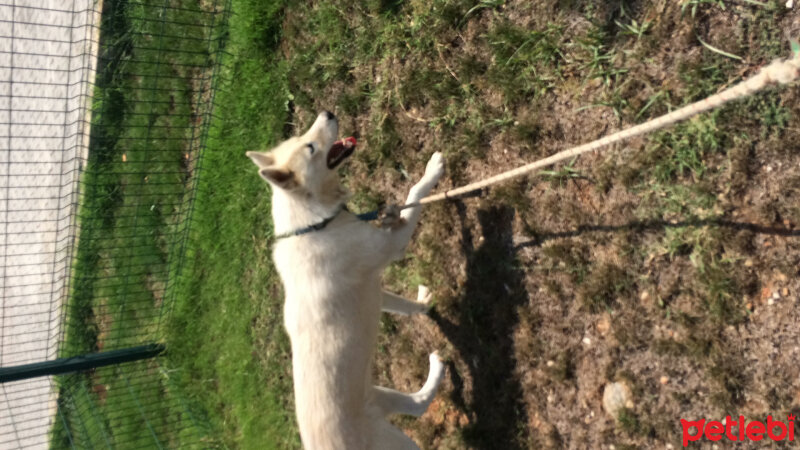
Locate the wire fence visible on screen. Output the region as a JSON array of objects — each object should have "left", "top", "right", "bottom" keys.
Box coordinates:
[{"left": 1, "top": 0, "right": 231, "bottom": 448}]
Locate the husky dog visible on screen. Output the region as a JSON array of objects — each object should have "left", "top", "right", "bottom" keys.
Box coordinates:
[{"left": 247, "top": 111, "right": 445, "bottom": 449}]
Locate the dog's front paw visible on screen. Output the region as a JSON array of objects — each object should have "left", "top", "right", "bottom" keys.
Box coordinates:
[
  {"left": 379, "top": 204, "right": 406, "bottom": 229},
  {"left": 423, "top": 152, "right": 445, "bottom": 184}
]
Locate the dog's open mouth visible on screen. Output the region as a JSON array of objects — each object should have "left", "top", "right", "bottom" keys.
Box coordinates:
[{"left": 327, "top": 136, "right": 357, "bottom": 169}]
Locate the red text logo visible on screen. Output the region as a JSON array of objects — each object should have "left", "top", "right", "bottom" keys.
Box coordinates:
[{"left": 681, "top": 415, "right": 795, "bottom": 446}]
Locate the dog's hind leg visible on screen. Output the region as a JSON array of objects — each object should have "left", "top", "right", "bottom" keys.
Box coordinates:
[
  {"left": 381, "top": 286, "right": 432, "bottom": 315},
  {"left": 371, "top": 353, "right": 445, "bottom": 417}
]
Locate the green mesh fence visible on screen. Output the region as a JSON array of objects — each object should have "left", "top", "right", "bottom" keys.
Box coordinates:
[{"left": 0, "top": 0, "right": 231, "bottom": 448}]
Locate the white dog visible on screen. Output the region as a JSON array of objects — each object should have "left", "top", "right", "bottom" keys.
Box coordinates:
[{"left": 247, "top": 111, "right": 445, "bottom": 449}]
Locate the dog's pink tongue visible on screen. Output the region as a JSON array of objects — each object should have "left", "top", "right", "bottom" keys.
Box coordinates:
[
  {"left": 338, "top": 136, "right": 356, "bottom": 148},
  {"left": 327, "top": 136, "right": 357, "bottom": 169}
]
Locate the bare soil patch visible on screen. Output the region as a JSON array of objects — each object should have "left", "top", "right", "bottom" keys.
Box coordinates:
[{"left": 280, "top": 1, "right": 800, "bottom": 447}]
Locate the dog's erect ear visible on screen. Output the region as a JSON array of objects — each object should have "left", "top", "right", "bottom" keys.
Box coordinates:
[
  {"left": 259, "top": 167, "right": 297, "bottom": 189},
  {"left": 246, "top": 151, "right": 274, "bottom": 168}
]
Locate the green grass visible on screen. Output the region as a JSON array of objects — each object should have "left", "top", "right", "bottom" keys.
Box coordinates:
[
  {"left": 163, "top": 0, "right": 299, "bottom": 448},
  {"left": 54, "top": 0, "right": 300, "bottom": 447},
  {"left": 486, "top": 21, "right": 564, "bottom": 98},
  {"left": 53, "top": 0, "right": 227, "bottom": 447}
]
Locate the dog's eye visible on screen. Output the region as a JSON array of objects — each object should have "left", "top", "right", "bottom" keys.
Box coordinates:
[{"left": 307, "top": 143, "right": 315, "bottom": 155}]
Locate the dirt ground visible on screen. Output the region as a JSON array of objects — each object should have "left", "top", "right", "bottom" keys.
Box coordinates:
[{"left": 281, "top": 0, "right": 800, "bottom": 448}]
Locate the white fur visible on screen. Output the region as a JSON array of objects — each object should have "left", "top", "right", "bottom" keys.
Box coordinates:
[{"left": 247, "top": 112, "right": 445, "bottom": 449}]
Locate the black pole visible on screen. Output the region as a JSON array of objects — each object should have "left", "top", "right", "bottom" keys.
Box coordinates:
[{"left": 0, "top": 343, "right": 165, "bottom": 383}]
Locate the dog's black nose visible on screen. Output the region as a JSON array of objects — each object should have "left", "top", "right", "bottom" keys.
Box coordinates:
[{"left": 323, "top": 110, "right": 336, "bottom": 121}]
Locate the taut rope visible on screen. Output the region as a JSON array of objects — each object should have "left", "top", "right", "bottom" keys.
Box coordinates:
[{"left": 398, "top": 49, "right": 800, "bottom": 211}]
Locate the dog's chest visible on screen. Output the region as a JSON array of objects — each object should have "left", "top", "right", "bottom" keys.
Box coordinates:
[{"left": 273, "top": 240, "right": 380, "bottom": 339}]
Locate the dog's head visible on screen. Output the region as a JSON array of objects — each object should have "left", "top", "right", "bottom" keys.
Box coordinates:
[{"left": 247, "top": 111, "right": 355, "bottom": 203}]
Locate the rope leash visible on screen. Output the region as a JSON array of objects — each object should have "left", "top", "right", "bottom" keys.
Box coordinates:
[{"left": 387, "top": 47, "right": 800, "bottom": 212}]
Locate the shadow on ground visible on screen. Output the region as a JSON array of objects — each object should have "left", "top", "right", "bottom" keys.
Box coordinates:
[
  {"left": 514, "top": 217, "right": 800, "bottom": 250},
  {"left": 431, "top": 204, "right": 531, "bottom": 449}
]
